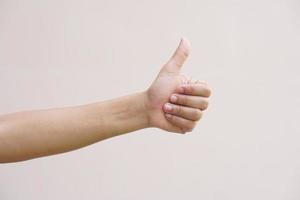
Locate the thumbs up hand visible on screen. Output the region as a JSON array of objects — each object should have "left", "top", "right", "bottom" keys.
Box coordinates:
[{"left": 144, "top": 38, "right": 211, "bottom": 134}]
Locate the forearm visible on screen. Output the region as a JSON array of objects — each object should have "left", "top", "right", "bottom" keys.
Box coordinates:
[{"left": 0, "top": 92, "right": 148, "bottom": 163}]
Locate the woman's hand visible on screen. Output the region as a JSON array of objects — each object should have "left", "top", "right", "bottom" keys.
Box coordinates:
[{"left": 144, "top": 38, "right": 211, "bottom": 134}]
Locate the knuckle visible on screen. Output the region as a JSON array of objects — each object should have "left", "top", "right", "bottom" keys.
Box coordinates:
[
  {"left": 180, "top": 46, "right": 190, "bottom": 58},
  {"left": 184, "top": 122, "right": 196, "bottom": 132},
  {"left": 182, "top": 85, "right": 192, "bottom": 94},
  {"left": 183, "top": 49, "right": 189, "bottom": 58},
  {"left": 201, "top": 99, "right": 209, "bottom": 110},
  {"left": 189, "top": 86, "right": 195, "bottom": 94},
  {"left": 162, "top": 63, "right": 177, "bottom": 74},
  {"left": 179, "top": 128, "right": 187, "bottom": 134},
  {"left": 205, "top": 87, "right": 212, "bottom": 97},
  {"left": 199, "top": 80, "right": 208, "bottom": 85},
  {"left": 194, "top": 109, "right": 202, "bottom": 120},
  {"left": 163, "top": 64, "right": 170, "bottom": 69}
]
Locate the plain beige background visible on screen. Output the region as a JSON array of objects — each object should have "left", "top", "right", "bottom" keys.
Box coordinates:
[{"left": 0, "top": 0, "right": 299, "bottom": 199}]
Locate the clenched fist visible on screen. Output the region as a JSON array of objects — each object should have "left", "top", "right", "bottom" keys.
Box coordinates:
[{"left": 145, "top": 38, "right": 211, "bottom": 134}]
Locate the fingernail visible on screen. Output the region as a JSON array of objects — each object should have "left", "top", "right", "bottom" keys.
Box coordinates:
[
  {"left": 170, "top": 95, "right": 177, "bottom": 103},
  {"left": 164, "top": 103, "right": 172, "bottom": 111}
]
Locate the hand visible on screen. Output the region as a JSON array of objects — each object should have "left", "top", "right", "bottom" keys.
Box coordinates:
[{"left": 144, "top": 38, "right": 211, "bottom": 134}]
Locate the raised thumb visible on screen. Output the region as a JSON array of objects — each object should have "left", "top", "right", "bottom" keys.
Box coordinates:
[{"left": 161, "top": 37, "right": 191, "bottom": 74}]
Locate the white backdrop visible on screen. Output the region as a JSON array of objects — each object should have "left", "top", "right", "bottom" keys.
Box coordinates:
[{"left": 0, "top": 0, "right": 300, "bottom": 199}]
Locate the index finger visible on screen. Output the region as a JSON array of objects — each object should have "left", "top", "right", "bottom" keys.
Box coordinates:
[{"left": 178, "top": 83, "right": 211, "bottom": 97}]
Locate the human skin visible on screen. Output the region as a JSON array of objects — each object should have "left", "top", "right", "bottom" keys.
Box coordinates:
[{"left": 0, "top": 38, "right": 211, "bottom": 163}]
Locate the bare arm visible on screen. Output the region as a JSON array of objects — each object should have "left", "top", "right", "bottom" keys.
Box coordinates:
[
  {"left": 0, "top": 38, "right": 211, "bottom": 163},
  {"left": 0, "top": 92, "right": 148, "bottom": 162}
]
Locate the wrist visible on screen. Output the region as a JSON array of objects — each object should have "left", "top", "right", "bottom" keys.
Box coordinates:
[
  {"left": 138, "top": 91, "right": 151, "bottom": 129},
  {"left": 111, "top": 91, "right": 150, "bottom": 131}
]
